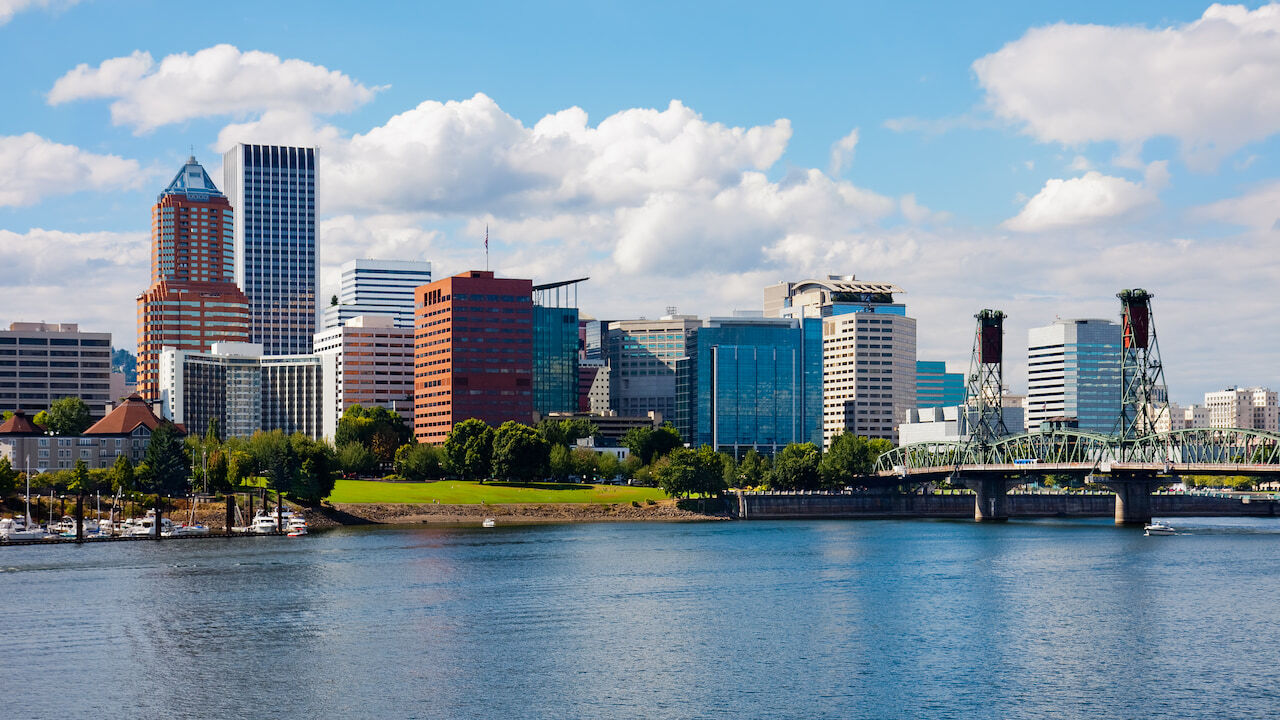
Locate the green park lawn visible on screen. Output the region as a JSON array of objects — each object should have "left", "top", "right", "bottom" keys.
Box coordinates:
[{"left": 326, "top": 479, "right": 669, "bottom": 505}]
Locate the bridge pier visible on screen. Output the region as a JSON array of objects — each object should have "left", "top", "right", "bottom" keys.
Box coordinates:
[
  {"left": 969, "top": 474, "right": 1010, "bottom": 523},
  {"left": 1104, "top": 474, "right": 1164, "bottom": 525}
]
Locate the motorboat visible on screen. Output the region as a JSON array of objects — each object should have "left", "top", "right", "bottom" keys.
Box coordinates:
[
  {"left": 250, "top": 509, "right": 294, "bottom": 534},
  {"left": 165, "top": 523, "right": 210, "bottom": 537},
  {"left": 0, "top": 517, "right": 51, "bottom": 541},
  {"left": 287, "top": 524, "right": 308, "bottom": 537},
  {"left": 482, "top": 517, "right": 496, "bottom": 528},
  {"left": 1144, "top": 522, "right": 1176, "bottom": 536},
  {"left": 125, "top": 512, "right": 174, "bottom": 537}
]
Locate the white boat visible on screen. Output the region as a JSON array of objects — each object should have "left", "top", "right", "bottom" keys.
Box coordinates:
[
  {"left": 125, "top": 512, "right": 174, "bottom": 537},
  {"left": 1144, "top": 522, "right": 1176, "bottom": 536},
  {"left": 165, "top": 524, "right": 211, "bottom": 537},
  {"left": 0, "top": 517, "right": 51, "bottom": 541},
  {"left": 482, "top": 517, "right": 496, "bottom": 528},
  {"left": 250, "top": 509, "right": 295, "bottom": 534}
]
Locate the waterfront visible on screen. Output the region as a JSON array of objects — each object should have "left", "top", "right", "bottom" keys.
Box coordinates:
[{"left": 3, "top": 518, "right": 1279, "bottom": 719}]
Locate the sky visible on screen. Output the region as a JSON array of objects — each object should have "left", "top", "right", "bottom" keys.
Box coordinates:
[{"left": 1, "top": 0, "right": 1278, "bottom": 404}]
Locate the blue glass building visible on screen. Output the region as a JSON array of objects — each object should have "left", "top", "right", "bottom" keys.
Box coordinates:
[
  {"left": 1026, "top": 319, "right": 1121, "bottom": 432},
  {"left": 223, "top": 144, "right": 317, "bottom": 356},
  {"left": 533, "top": 305, "right": 581, "bottom": 415},
  {"left": 675, "top": 316, "right": 822, "bottom": 455},
  {"left": 916, "top": 360, "right": 965, "bottom": 408}
]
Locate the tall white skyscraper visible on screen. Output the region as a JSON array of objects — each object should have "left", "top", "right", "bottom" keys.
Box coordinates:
[
  {"left": 323, "top": 258, "right": 433, "bottom": 330},
  {"left": 223, "top": 144, "right": 318, "bottom": 356}
]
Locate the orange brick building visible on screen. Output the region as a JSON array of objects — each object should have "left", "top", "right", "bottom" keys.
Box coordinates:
[
  {"left": 136, "top": 157, "right": 250, "bottom": 401},
  {"left": 414, "top": 271, "right": 533, "bottom": 443}
]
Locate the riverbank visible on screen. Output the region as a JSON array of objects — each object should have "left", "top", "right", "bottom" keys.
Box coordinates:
[{"left": 323, "top": 499, "right": 729, "bottom": 525}]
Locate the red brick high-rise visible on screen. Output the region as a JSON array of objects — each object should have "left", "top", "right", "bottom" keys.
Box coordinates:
[
  {"left": 136, "top": 157, "right": 250, "bottom": 402},
  {"left": 414, "top": 271, "right": 533, "bottom": 443}
]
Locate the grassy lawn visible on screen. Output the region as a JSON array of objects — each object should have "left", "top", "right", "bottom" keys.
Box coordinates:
[{"left": 326, "top": 479, "right": 669, "bottom": 505}]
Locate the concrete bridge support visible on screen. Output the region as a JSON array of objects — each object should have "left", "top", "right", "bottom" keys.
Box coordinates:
[
  {"left": 969, "top": 474, "right": 1011, "bottom": 522},
  {"left": 1104, "top": 474, "right": 1165, "bottom": 525}
]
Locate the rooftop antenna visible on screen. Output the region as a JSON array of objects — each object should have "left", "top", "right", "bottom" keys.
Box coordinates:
[{"left": 485, "top": 224, "right": 490, "bottom": 272}]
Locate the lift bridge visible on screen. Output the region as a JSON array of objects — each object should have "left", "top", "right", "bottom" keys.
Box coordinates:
[{"left": 874, "top": 290, "right": 1280, "bottom": 524}]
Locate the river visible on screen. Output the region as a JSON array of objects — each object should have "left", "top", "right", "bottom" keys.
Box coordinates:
[{"left": 3, "top": 517, "right": 1279, "bottom": 719}]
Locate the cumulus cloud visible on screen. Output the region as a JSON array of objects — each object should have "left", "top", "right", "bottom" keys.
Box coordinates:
[
  {"left": 1003, "top": 163, "right": 1167, "bottom": 232},
  {"left": 828, "top": 128, "right": 859, "bottom": 175},
  {"left": 48, "top": 44, "right": 382, "bottom": 133},
  {"left": 974, "top": 3, "right": 1280, "bottom": 167},
  {"left": 0, "top": 133, "right": 143, "bottom": 206},
  {"left": 0, "top": 228, "right": 148, "bottom": 346},
  {"left": 0, "top": 0, "right": 76, "bottom": 25}
]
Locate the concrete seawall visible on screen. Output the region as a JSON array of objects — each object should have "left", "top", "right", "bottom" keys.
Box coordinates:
[{"left": 731, "top": 492, "right": 1278, "bottom": 520}]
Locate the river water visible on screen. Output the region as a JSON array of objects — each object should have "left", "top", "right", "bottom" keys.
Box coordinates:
[{"left": 3, "top": 517, "right": 1279, "bottom": 719}]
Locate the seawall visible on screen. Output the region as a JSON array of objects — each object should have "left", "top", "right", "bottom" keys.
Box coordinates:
[{"left": 730, "top": 492, "right": 1279, "bottom": 520}]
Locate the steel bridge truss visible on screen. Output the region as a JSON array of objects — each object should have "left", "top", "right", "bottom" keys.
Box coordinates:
[{"left": 875, "top": 427, "right": 1280, "bottom": 474}]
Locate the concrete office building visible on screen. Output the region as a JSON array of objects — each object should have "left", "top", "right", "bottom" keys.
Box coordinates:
[
  {"left": 765, "top": 276, "right": 916, "bottom": 445},
  {"left": 1204, "top": 387, "right": 1278, "bottom": 431},
  {"left": 159, "top": 342, "right": 322, "bottom": 439},
  {"left": 0, "top": 322, "right": 113, "bottom": 419},
  {"left": 916, "top": 360, "right": 965, "bottom": 408},
  {"left": 223, "top": 144, "right": 318, "bottom": 356},
  {"left": 1025, "top": 319, "right": 1121, "bottom": 433},
  {"left": 414, "top": 271, "right": 534, "bottom": 444},
  {"left": 578, "top": 359, "right": 611, "bottom": 413},
  {"left": 675, "top": 316, "right": 823, "bottom": 455},
  {"left": 324, "top": 258, "right": 432, "bottom": 330},
  {"left": 136, "top": 156, "right": 251, "bottom": 400},
  {"left": 314, "top": 315, "right": 415, "bottom": 441},
  {"left": 606, "top": 314, "right": 700, "bottom": 421},
  {"left": 899, "top": 404, "right": 1025, "bottom": 445}
]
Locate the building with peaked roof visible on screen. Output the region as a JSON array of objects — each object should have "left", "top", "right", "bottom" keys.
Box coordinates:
[
  {"left": 0, "top": 394, "right": 177, "bottom": 472},
  {"left": 136, "top": 156, "right": 250, "bottom": 401}
]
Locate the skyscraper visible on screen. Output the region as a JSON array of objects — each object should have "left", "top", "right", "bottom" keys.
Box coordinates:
[
  {"left": 764, "top": 276, "right": 917, "bottom": 445},
  {"left": 1025, "top": 318, "right": 1121, "bottom": 433},
  {"left": 414, "top": 271, "right": 534, "bottom": 443},
  {"left": 606, "top": 314, "right": 701, "bottom": 420},
  {"left": 136, "top": 156, "right": 250, "bottom": 401},
  {"left": 916, "top": 360, "right": 965, "bottom": 408},
  {"left": 222, "top": 144, "right": 318, "bottom": 356},
  {"left": 323, "top": 258, "right": 433, "bottom": 330}
]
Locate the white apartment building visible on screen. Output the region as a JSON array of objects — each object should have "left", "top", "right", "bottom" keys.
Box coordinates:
[
  {"left": 822, "top": 312, "right": 917, "bottom": 445},
  {"left": 159, "top": 342, "right": 322, "bottom": 439},
  {"left": 323, "top": 258, "right": 432, "bottom": 330},
  {"left": 313, "top": 315, "right": 414, "bottom": 440},
  {"left": 1204, "top": 387, "right": 1279, "bottom": 431}
]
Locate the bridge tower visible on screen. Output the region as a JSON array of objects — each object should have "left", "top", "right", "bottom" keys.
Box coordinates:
[
  {"left": 966, "top": 309, "right": 1008, "bottom": 448},
  {"left": 962, "top": 309, "right": 1012, "bottom": 522},
  {"left": 1114, "top": 289, "right": 1169, "bottom": 452},
  {"left": 1108, "top": 289, "right": 1172, "bottom": 524}
]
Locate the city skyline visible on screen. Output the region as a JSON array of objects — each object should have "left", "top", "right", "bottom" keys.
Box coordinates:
[{"left": 2, "top": 1, "right": 1279, "bottom": 403}]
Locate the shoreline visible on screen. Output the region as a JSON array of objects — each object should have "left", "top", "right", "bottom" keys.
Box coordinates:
[{"left": 321, "top": 499, "right": 729, "bottom": 526}]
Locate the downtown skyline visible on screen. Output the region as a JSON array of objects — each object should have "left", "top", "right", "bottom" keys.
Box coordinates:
[{"left": 2, "top": 1, "right": 1279, "bottom": 403}]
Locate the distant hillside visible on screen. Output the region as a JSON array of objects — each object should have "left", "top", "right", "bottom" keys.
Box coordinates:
[{"left": 111, "top": 348, "right": 137, "bottom": 383}]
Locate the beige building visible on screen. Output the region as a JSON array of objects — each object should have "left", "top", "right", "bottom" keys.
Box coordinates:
[
  {"left": 1204, "top": 387, "right": 1278, "bottom": 431},
  {"left": 0, "top": 322, "right": 113, "bottom": 420},
  {"left": 314, "top": 315, "right": 414, "bottom": 440},
  {"left": 0, "top": 395, "right": 174, "bottom": 472},
  {"left": 606, "top": 315, "right": 701, "bottom": 419},
  {"left": 822, "top": 312, "right": 917, "bottom": 445}
]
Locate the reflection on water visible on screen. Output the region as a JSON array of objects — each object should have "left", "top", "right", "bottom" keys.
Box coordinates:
[{"left": 3, "top": 518, "right": 1279, "bottom": 719}]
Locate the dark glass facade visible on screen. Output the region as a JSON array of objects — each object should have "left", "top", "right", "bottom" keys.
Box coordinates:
[{"left": 533, "top": 306, "right": 579, "bottom": 415}]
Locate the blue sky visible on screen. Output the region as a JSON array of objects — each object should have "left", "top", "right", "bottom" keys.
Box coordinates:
[{"left": 2, "top": 0, "right": 1278, "bottom": 403}]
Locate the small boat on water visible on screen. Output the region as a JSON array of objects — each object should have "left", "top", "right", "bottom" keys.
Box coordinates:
[
  {"left": 125, "top": 511, "right": 174, "bottom": 537},
  {"left": 1145, "top": 522, "right": 1176, "bottom": 536},
  {"left": 0, "top": 517, "right": 52, "bottom": 541},
  {"left": 482, "top": 518, "right": 496, "bottom": 528}
]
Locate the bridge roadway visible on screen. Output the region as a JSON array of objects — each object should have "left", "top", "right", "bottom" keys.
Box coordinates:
[{"left": 874, "top": 427, "right": 1280, "bottom": 524}]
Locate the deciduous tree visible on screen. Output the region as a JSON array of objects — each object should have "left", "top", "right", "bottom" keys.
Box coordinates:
[
  {"left": 492, "top": 421, "right": 551, "bottom": 482},
  {"left": 444, "top": 419, "right": 494, "bottom": 481},
  {"left": 768, "top": 442, "right": 822, "bottom": 491},
  {"left": 46, "top": 396, "right": 93, "bottom": 435}
]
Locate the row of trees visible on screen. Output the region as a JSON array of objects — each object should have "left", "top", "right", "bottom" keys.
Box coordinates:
[{"left": 2, "top": 396, "right": 96, "bottom": 435}]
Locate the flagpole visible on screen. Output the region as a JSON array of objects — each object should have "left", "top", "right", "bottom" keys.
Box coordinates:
[{"left": 485, "top": 224, "right": 490, "bottom": 271}]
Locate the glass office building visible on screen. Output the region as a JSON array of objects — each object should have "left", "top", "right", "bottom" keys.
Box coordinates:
[
  {"left": 533, "top": 305, "right": 580, "bottom": 415},
  {"left": 223, "top": 144, "right": 317, "bottom": 356},
  {"left": 675, "top": 317, "right": 822, "bottom": 455},
  {"left": 916, "top": 360, "right": 965, "bottom": 408},
  {"left": 1026, "top": 318, "right": 1121, "bottom": 433}
]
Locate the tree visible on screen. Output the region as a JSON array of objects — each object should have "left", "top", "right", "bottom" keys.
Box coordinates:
[
  {"left": 250, "top": 430, "right": 299, "bottom": 498},
  {"left": 205, "top": 417, "right": 221, "bottom": 445},
  {"left": 330, "top": 294, "right": 338, "bottom": 306},
  {"left": 46, "top": 396, "right": 93, "bottom": 435},
  {"left": 444, "top": 419, "right": 494, "bottom": 481},
  {"left": 737, "top": 449, "right": 767, "bottom": 488},
  {"left": 768, "top": 442, "right": 822, "bottom": 490},
  {"left": 226, "top": 450, "right": 249, "bottom": 489},
  {"left": 570, "top": 447, "right": 599, "bottom": 480},
  {"left": 0, "top": 457, "right": 17, "bottom": 498},
  {"left": 68, "top": 459, "right": 92, "bottom": 495},
  {"left": 622, "top": 424, "right": 683, "bottom": 465},
  {"left": 32, "top": 411, "right": 49, "bottom": 431},
  {"left": 109, "top": 454, "right": 135, "bottom": 495},
  {"left": 207, "top": 450, "right": 230, "bottom": 492},
  {"left": 655, "top": 447, "right": 726, "bottom": 499},
  {"left": 537, "top": 417, "right": 599, "bottom": 448},
  {"left": 336, "top": 404, "right": 411, "bottom": 466},
  {"left": 819, "top": 433, "right": 893, "bottom": 487},
  {"left": 143, "top": 423, "right": 189, "bottom": 497},
  {"left": 291, "top": 433, "right": 337, "bottom": 503},
  {"left": 548, "top": 443, "right": 573, "bottom": 480},
  {"left": 491, "top": 421, "right": 551, "bottom": 482},
  {"left": 337, "top": 441, "right": 377, "bottom": 476},
  {"left": 394, "top": 442, "right": 445, "bottom": 481},
  {"left": 596, "top": 452, "right": 621, "bottom": 482}
]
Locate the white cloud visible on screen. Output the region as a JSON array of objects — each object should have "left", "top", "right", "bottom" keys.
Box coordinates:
[
  {"left": 1068, "top": 155, "right": 1092, "bottom": 171},
  {"left": 1003, "top": 163, "right": 1167, "bottom": 232},
  {"left": 1191, "top": 180, "right": 1280, "bottom": 231},
  {"left": 48, "top": 45, "right": 382, "bottom": 133},
  {"left": 0, "top": 228, "right": 148, "bottom": 347},
  {"left": 0, "top": 0, "right": 77, "bottom": 25},
  {"left": 974, "top": 3, "right": 1280, "bottom": 167},
  {"left": 0, "top": 133, "right": 143, "bottom": 206},
  {"left": 828, "top": 128, "right": 859, "bottom": 175}
]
